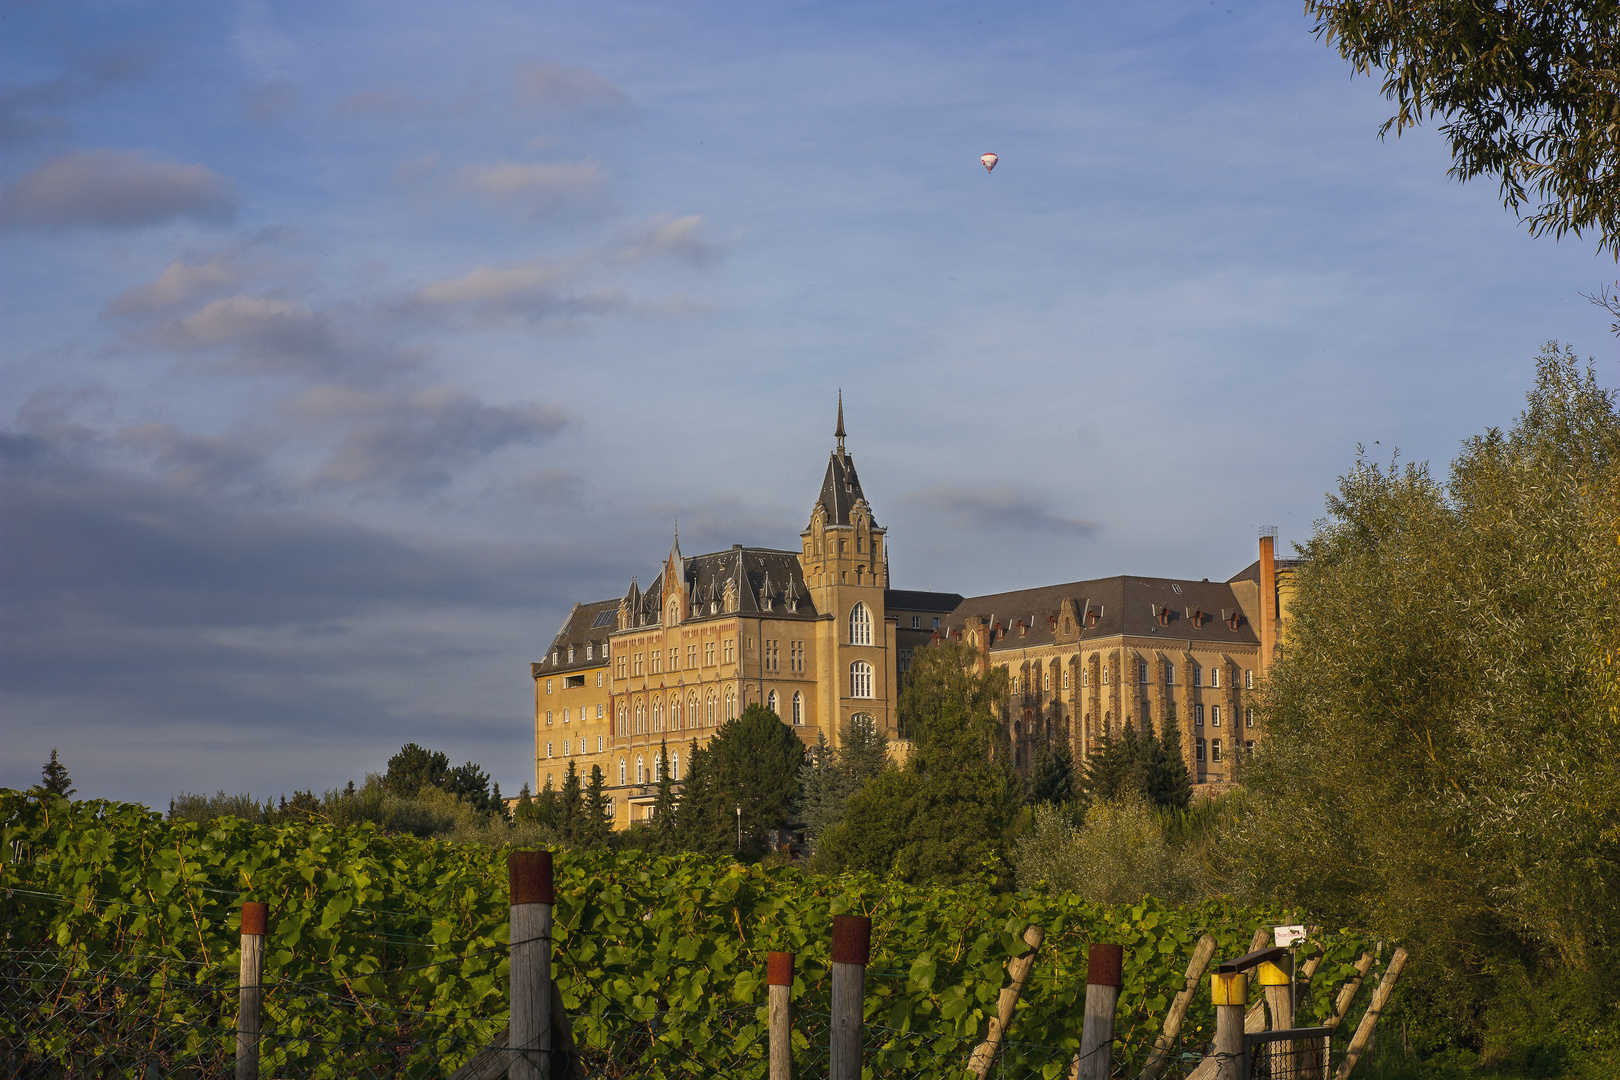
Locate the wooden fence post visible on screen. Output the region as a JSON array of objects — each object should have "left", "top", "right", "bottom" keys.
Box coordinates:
[
  {"left": 1257, "top": 955, "right": 1294, "bottom": 1080},
  {"left": 1071, "top": 942, "right": 1122, "bottom": 1080},
  {"left": 968, "top": 923, "right": 1044, "bottom": 1078},
  {"left": 1211, "top": 970, "right": 1247, "bottom": 1080},
  {"left": 1332, "top": 948, "right": 1408, "bottom": 1080},
  {"left": 509, "top": 851, "right": 554, "bottom": 1080},
  {"left": 829, "top": 915, "right": 870, "bottom": 1080},
  {"left": 1137, "top": 934, "right": 1216, "bottom": 1080},
  {"left": 1326, "top": 952, "right": 1375, "bottom": 1032},
  {"left": 768, "top": 951, "right": 794, "bottom": 1080},
  {"left": 235, "top": 902, "right": 268, "bottom": 1080}
]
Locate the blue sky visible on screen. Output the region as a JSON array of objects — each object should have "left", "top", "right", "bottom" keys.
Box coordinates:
[{"left": 2, "top": 1, "right": 1614, "bottom": 806}]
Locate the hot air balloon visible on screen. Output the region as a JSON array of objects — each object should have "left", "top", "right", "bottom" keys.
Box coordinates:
[{"left": 980, "top": 152, "right": 998, "bottom": 174}]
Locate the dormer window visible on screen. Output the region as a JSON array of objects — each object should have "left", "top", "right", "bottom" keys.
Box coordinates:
[
  {"left": 1158, "top": 607, "right": 1171, "bottom": 627},
  {"left": 585, "top": 645, "right": 593, "bottom": 660},
  {"left": 567, "top": 646, "right": 574, "bottom": 662},
  {"left": 1228, "top": 613, "right": 1242, "bottom": 631},
  {"left": 1085, "top": 611, "right": 1099, "bottom": 628},
  {"left": 552, "top": 650, "right": 558, "bottom": 664}
]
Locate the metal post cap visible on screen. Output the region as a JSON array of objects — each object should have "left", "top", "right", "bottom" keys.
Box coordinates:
[
  {"left": 509, "top": 850, "right": 554, "bottom": 905},
  {"left": 767, "top": 951, "right": 795, "bottom": 986}
]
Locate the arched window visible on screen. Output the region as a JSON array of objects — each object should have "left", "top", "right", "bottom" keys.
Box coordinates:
[
  {"left": 672, "top": 697, "right": 682, "bottom": 731},
  {"left": 671, "top": 751, "right": 680, "bottom": 780},
  {"left": 652, "top": 699, "right": 662, "bottom": 732},
  {"left": 617, "top": 704, "right": 627, "bottom": 735},
  {"left": 767, "top": 689, "right": 778, "bottom": 715},
  {"left": 636, "top": 755, "right": 645, "bottom": 784},
  {"left": 706, "top": 692, "right": 716, "bottom": 726},
  {"left": 669, "top": 600, "right": 679, "bottom": 625},
  {"left": 849, "top": 602, "right": 872, "bottom": 646},
  {"left": 791, "top": 691, "right": 803, "bottom": 725},
  {"left": 618, "top": 759, "right": 626, "bottom": 785},
  {"left": 653, "top": 752, "right": 662, "bottom": 782},
  {"left": 725, "top": 691, "right": 736, "bottom": 721},
  {"left": 636, "top": 702, "right": 644, "bottom": 734},
  {"left": 850, "top": 661, "right": 873, "bottom": 698}
]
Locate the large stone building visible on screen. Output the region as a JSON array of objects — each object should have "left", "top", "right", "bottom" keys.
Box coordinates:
[{"left": 531, "top": 403, "right": 1297, "bottom": 823}]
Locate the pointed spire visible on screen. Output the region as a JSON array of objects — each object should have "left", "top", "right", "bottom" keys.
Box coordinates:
[{"left": 835, "top": 390, "right": 846, "bottom": 455}]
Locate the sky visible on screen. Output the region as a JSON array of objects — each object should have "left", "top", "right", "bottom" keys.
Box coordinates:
[{"left": 2, "top": 1, "right": 1615, "bottom": 808}]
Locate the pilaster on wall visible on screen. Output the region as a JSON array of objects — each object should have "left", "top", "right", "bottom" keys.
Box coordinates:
[{"left": 1180, "top": 650, "right": 1196, "bottom": 775}]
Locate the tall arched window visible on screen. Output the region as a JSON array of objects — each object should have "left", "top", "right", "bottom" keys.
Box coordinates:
[
  {"left": 653, "top": 752, "right": 662, "bottom": 782},
  {"left": 652, "top": 699, "right": 662, "bottom": 732},
  {"left": 850, "top": 661, "right": 873, "bottom": 698},
  {"left": 636, "top": 754, "right": 645, "bottom": 784},
  {"left": 706, "top": 692, "right": 716, "bottom": 726},
  {"left": 635, "top": 702, "right": 644, "bottom": 734},
  {"left": 618, "top": 759, "right": 626, "bottom": 785},
  {"left": 767, "top": 689, "right": 778, "bottom": 715},
  {"left": 725, "top": 691, "right": 736, "bottom": 721},
  {"left": 669, "top": 600, "right": 679, "bottom": 625},
  {"left": 792, "top": 691, "right": 803, "bottom": 725},
  {"left": 672, "top": 696, "right": 682, "bottom": 731},
  {"left": 671, "top": 751, "right": 680, "bottom": 780},
  {"left": 849, "top": 602, "right": 872, "bottom": 646},
  {"left": 617, "top": 704, "right": 627, "bottom": 736}
]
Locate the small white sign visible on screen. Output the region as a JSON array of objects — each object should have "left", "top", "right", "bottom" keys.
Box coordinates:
[{"left": 1274, "top": 925, "right": 1307, "bottom": 947}]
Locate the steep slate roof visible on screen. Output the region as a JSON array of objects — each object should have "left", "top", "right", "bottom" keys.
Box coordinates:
[
  {"left": 814, "top": 451, "right": 873, "bottom": 527},
  {"left": 886, "top": 589, "right": 966, "bottom": 613},
  {"left": 533, "top": 597, "right": 619, "bottom": 677},
  {"left": 1226, "top": 557, "right": 1307, "bottom": 584},
  {"left": 941, "top": 576, "right": 1259, "bottom": 651},
  {"left": 677, "top": 546, "right": 819, "bottom": 620}
]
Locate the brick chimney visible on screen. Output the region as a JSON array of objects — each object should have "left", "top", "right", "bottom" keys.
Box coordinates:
[{"left": 1259, "top": 526, "right": 1278, "bottom": 673}]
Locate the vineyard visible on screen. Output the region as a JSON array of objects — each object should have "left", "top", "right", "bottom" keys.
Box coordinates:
[{"left": 1, "top": 791, "right": 1383, "bottom": 1078}]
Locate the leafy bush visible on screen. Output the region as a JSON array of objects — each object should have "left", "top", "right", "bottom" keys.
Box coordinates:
[{"left": 1013, "top": 802, "right": 1205, "bottom": 905}]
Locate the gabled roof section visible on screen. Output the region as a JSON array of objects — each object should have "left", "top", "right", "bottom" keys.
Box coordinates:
[
  {"left": 815, "top": 450, "right": 872, "bottom": 527},
  {"left": 940, "top": 575, "right": 1259, "bottom": 650},
  {"left": 678, "top": 546, "right": 819, "bottom": 620},
  {"left": 533, "top": 597, "right": 619, "bottom": 676},
  {"left": 886, "top": 589, "right": 965, "bottom": 613}
]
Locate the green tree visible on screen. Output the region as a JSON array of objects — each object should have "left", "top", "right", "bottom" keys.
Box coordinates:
[
  {"left": 514, "top": 782, "right": 537, "bottom": 824},
  {"left": 446, "top": 761, "right": 493, "bottom": 814},
  {"left": 1307, "top": 1, "right": 1620, "bottom": 253},
  {"left": 817, "top": 642, "right": 1022, "bottom": 884},
  {"left": 1228, "top": 345, "right": 1620, "bottom": 1050},
  {"left": 1143, "top": 720, "right": 1192, "bottom": 811},
  {"left": 650, "top": 739, "right": 677, "bottom": 849},
  {"left": 1081, "top": 730, "right": 1137, "bottom": 803},
  {"left": 583, "top": 765, "right": 612, "bottom": 847},
  {"left": 1028, "top": 739, "right": 1076, "bottom": 806},
  {"left": 38, "top": 749, "right": 74, "bottom": 798},
  {"left": 681, "top": 704, "right": 805, "bottom": 859},
  {"left": 384, "top": 743, "right": 450, "bottom": 795},
  {"left": 559, "top": 762, "right": 583, "bottom": 843},
  {"left": 796, "top": 715, "right": 891, "bottom": 847}
]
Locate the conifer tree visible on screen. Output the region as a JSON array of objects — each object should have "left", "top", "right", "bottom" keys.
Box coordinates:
[
  {"left": 560, "top": 762, "right": 583, "bottom": 842},
  {"left": 1029, "top": 739, "right": 1076, "bottom": 805},
  {"left": 1147, "top": 719, "right": 1193, "bottom": 810},
  {"left": 534, "top": 776, "right": 560, "bottom": 830},
  {"left": 651, "top": 738, "right": 677, "bottom": 848},
  {"left": 38, "top": 748, "right": 74, "bottom": 798},
  {"left": 515, "top": 782, "right": 538, "bottom": 824},
  {"left": 583, "top": 765, "right": 612, "bottom": 847}
]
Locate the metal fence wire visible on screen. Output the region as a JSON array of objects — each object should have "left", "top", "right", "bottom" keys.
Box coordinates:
[{"left": 5, "top": 945, "right": 1223, "bottom": 1080}]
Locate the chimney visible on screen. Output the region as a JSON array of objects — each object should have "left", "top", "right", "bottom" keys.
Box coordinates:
[{"left": 1259, "top": 526, "right": 1278, "bottom": 673}]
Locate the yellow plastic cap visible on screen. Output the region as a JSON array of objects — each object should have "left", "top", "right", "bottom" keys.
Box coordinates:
[{"left": 1211, "top": 972, "right": 1247, "bottom": 1006}]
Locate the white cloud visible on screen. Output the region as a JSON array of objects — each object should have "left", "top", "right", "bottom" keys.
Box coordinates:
[
  {"left": 0, "top": 149, "right": 237, "bottom": 231},
  {"left": 455, "top": 159, "right": 605, "bottom": 218},
  {"left": 403, "top": 259, "right": 623, "bottom": 325},
  {"left": 615, "top": 214, "right": 731, "bottom": 266},
  {"left": 107, "top": 253, "right": 244, "bottom": 318}
]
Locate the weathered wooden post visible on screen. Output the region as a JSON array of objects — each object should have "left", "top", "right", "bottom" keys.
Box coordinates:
[
  {"left": 509, "top": 851, "right": 554, "bottom": 1080},
  {"left": 1211, "top": 967, "right": 1247, "bottom": 1080},
  {"left": 235, "top": 901, "right": 268, "bottom": 1080},
  {"left": 1138, "top": 934, "right": 1217, "bottom": 1080},
  {"left": 829, "top": 915, "right": 870, "bottom": 1080},
  {"left": 1257, "top": 953, "right": 1294, "bottom": 1080},
  {"left": 1326, "top": 952, "right": 1375, "bottom": 1032},
  {"left": 968, "top": 924, "right": 1044, "bottom": 1078},
  {"left": 768, "top": 951, "right": 794, "bottom": 1080},
  {"left": 1071, "top": 942, "right": 1122, "bottom": 1080},
  {"left": 1332, "top": 948, "right": 1408, "bottom": 1080}
]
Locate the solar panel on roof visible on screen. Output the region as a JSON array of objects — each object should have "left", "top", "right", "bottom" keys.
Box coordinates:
[{"left": 591, "top": 610, "right": 614, "bottom": 628}]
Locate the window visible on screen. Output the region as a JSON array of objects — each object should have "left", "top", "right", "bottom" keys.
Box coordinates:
[
  {"left": 597, "top": 703, "right": 604, "bottom": 719},
  {"left": 1244, "top": 740, "right": 1255, "bottom": 754},
  {"left": 1246, "top": 706, "right": 1255, "bottom": 728},
  {"left": 850, "top": 661, "right": 874, "bottom": 698},
  {"left": 1210, "top": 666, "right": 1220, "bottom": 688},
  {"left": 1211, "top": 739, "right": 1223, "bottom": 762},
  {"left": 723, "top": 639, "right": 735, "bottom": 664},
  {"left": 652, "top": 699, "right": 662, "bottom": 731},
  {"left": 671, "top": 752, "right": 680, "bottom": 780},
  {"left": 669, "top": 600, "right": 679, "bottom": 625},
  {"left": 687, "top": 644, "right": 698, "bottom": 668},
  {"left": 653, "top": 753, "right": 662, "bottom": 782},
  {"left": 619, "top": 759, "right": 626, "bottom": 785},
  {"left": 617, "top": 704, "right": 626, "bottom": 735},
  {"left": 567, "top": 646, "right": 574, "bottom": 663},
  {"left": 636, "top": 755, "right": 644, "bottom": 784},
  {"left": 791, "top": 641, "right": 804, "bottom": 671},
  {"left": 1102, "top": 665, "right": 1109, "bottom": 685},
  {"left": 765, "top": 640, "right": 779, "bottom": 671},
  {"left": 633, "top": 653, "right": 643, "bottom": 676},
  {"left": 597, "top": 736, "right": 603, "bottom": 753},
  {"left": 635, "top": 702, "right": 644, "bottom": 734},
  {"left": 546, "top": 679, "right": 553, "bottom": 694},
  {"left": 1192, "top": 665, "right": 1202, "bottom": 687},
  {"left": 1211, "top": 705, "right": 1221, "bottom": 727},
  {"left": 725, "top": 691, "right": 736, "bottom": 721},
  {"left": 849, "top": 602, "right": 872, "bottom": 646},
  {"left": 1062, "top": 669, "right": 1069, "bottom": 690},
  {"left": 1044, "top": 668, "right": 1050, "bottom": 691},
  {"left": 912, "top": 615, "right": 920, "bottom": 628},
  {"left": 706, "top": 692, "right": 716, "bottom": 726},
  {"left": 1166, "top": 662, "right": 1175, "bottom": 685},
  {"left": 767, "top": 689, "right": 778, "bottom": 715},
  {"left": 606, "top": 798, "right": 615, "bottom": 819},
  {"left": 564, "top": 674, "right": 585, "bottom": 689},
  {"left": 1196, "top": 738, "right": 1206, "bottom": 762},
  {"left": 705, "top": 641, "right": 716, "bottom": 665},
  {"left": 1245, "top": 669, "right": 1254, "bottom": 690},
  {"left": 1139, "top": 660, "right": 1149, "bottom": 684},
  {"left": 597, "top": 672, "right": 604, "bottom": 688},
  {"left": 792, "top": 691, "right": 803, "bottom": 725},
  {"left": 616, "top": 656, "right": 627, "bottom": 679},
  {"left": 669, "top": 648, "right": 678, "bottom": 671},
  {"left": 563, "top": 739, "right": 570, "bottom": 755},
  {"left": 932, "top": 617, "right": 940, "bottom": 629},
  {"left": 1194, "top": 704, "right": 1205, "bottom": 726},
  {"left": 585, "top": 645, "right": 593, "bottom": 660},
  {"left": 547, "top": 742, "right": 554, "bottom": 758},
  {"left": 546, "top": 710, "right": 553, "bottom": 725},
  {"left": 650, "top": 650, "right": 660, "bottom": 674}
]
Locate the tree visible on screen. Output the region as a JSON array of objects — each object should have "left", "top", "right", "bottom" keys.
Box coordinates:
[
  {"left": 1143, "top": 720, "right": 1192, "bottom": 811},
  {"left": 583, "top": 765, "right": 612, "bottom": 847},
  {"left": 1080, "top": 730, "right": 1136, "bottom": 803},
  {"left": 384, "top": 743, "right": 450, "bottom": 795},
  {"left": 817, "top": 642, "right": 1022, "bottom": 884},
  {"left": 446, "top": 761, "right": 494, "bottom": 815},
  {"left": 797, "top": 716, "right": 892, "bottom": 847},
  {"left": 1306, "top": 1, "right": 1620, "bottom": 254},
  {"left": 38, "top": 749, "right": 74, "bottom": 797},
  {"left": 1028, "top": 740, "right": 1076, "bottom": 806},
  {"left": 559, "top": 762, "right": 583, "bottom": 843},
  {"left": 651, "top": 738, "right": 677, "bottom": 849},
  {"left": 685, "top": 704, "right": 805, "bottom": 859},
  {"left": 1227, "top": 345, "right": 1620, "bottom": 1047},
  {"left": 515, "top": 782, "right": 538, "bottom": 824}
]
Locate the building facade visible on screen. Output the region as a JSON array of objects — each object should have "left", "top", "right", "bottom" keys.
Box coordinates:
[{"left": 531, "top": 404, "right": 1298, "bottom": 821}]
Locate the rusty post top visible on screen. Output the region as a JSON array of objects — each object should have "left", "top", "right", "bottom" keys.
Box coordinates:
[
  {"left": 508, "top": 850, "right": 554, "bottom": 906},
  {"left": 240, "top": 901, "right": 268, "bottom": 937},
  {"left": 830, "top": 914, "right": 871, "bottom": 966},
  {"left": 767, "top": 951, "right": 795, "bottom": 986},
  {"left": 1086, "top": 943, "right": 1124, "bottom": 987}
]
